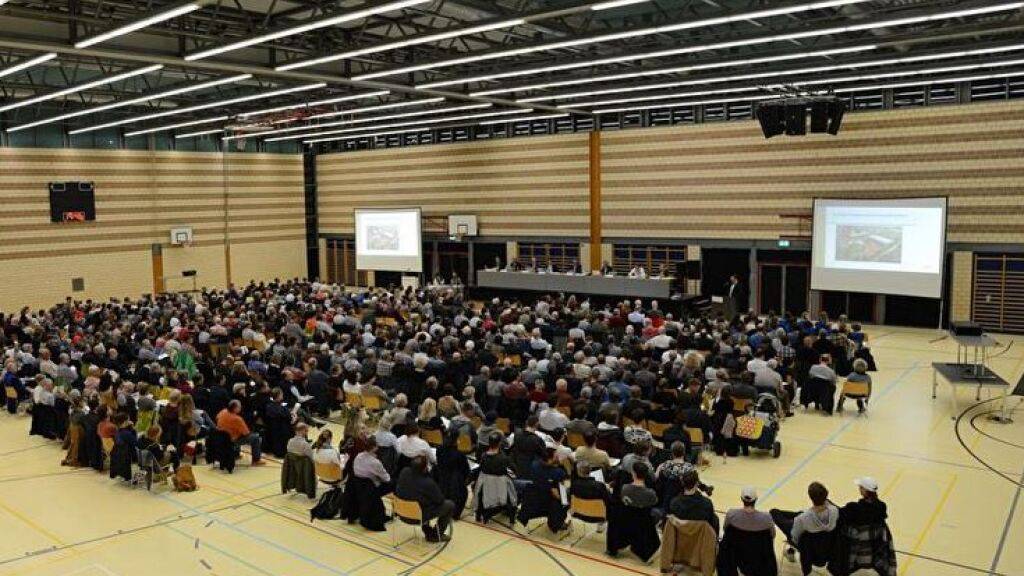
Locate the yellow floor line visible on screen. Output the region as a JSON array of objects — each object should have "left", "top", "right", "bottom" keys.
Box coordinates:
[
  {"left": 881, "top": 469, "right": 905, "bottom": 499},
  {"left": 899, "top": 473, "right": 959, "bottom": 576},
  {"left": 0, "top": 494, "right": 67, "bottom": 546}
]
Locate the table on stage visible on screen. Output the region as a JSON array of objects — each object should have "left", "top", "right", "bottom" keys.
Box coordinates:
[
  {"left": 476, "top": 270, "right": 674, "bottom": 299},
  {"left": 931, "top": 333, "right": 1011, "bottom": 420}
]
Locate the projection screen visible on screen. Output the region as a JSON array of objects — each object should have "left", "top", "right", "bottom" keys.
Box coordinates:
[
  {"left": 355, "top": 208, "right": 423, "bottom": 273},
  {"left": 811, "top": 197, "right": 947, "bottom": 299}
]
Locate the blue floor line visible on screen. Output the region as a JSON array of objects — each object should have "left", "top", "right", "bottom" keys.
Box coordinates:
[{"left": 761, "top": 361, "right": 921, "bottom": 503}]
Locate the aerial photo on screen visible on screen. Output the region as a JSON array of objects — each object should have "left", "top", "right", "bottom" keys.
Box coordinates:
[
  {"left": 835, "top": 224, "right": 903, "bottom": 263},
  {"left": 367, "top": 225, "right": 400, "bottom": 250}
]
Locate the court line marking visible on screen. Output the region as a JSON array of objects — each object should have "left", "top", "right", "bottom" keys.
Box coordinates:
[
  {"left": 162, "top": 522, "right": 278, "bottom": 576},
  {"left": 761, "top": 361, "right": 920, "bottom": 502},
  {"left": 989, "top": 460, "right": 1024, "bottom": 575},
  {"left": 783, "top": 437, "right": 1022, "bottom": 477},
  {"left": 158, "top": 493, "right": 354, "bottom": 576},
  {"left": 437, "top": 539, "right": 513, "bottom": 576},
  {"left": 898, "top": 473, "right": 958, "bottom": 576}
]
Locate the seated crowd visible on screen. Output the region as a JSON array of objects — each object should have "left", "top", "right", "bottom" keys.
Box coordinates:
[{"left": 1, "top": 279, "right": 893, "bottom": 573}]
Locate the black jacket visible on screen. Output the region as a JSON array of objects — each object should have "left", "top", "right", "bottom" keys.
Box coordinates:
[{"left": 397, "top": 466, "right": 448, "bottom": 521}]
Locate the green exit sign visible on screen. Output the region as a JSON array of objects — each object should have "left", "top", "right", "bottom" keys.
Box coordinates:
[{"left": 778, "top": 239, "right": 791, "bottom": 248}]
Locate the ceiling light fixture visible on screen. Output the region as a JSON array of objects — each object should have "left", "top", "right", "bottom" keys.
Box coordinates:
[
  {"left": 7, "top": 73, "right": 251, "bottom": 132},
  {"left": 520, "top": 45, "right": 1024, "bottom": 104},
  {"left": 354, "top": 0, "right": 883, "bottom": 80},
  {"left": 470, "top": 46, "right": 875, "bottom": 97},
  {"left": 0, "top": 52, "right": 57, "bottom": 80},
  {"left": 75, "top": 3, "right": 202, "bottom": 48},
  {"left": 236, "top": 91, "right": 392, "bottom": 118},
  {"left": 185, "top": 0, "right": 431, "bottom": 61},
  {"left": 591, "top": 0, "right": 649, "bottom": 10},
  {"left": 225, "top": 102, "right": 490, "bottom": 140},
  {"left": 175, "top": 128, "right": 224, "bottom": 139},
  {"left": 277, "top": 19, "right": 524, "bottom": 71},
  {"left": 416, "top": 1, "right": 1024, "bottom": 89},
  {"left": 68, "top": 82, "right": 325, "bottom": 135},
  {"left": 124, "top": 115, "right": 229, "bottom": 137},
  {"left": 0, "top": 64, "right": 163, "bottom": 113}
]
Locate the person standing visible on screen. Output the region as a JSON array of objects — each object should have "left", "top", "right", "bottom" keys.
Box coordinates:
[{"left": 725, "top": 274, "right": 747, "bottom": 319}]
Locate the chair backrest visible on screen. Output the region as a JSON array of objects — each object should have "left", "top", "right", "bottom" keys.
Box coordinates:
[
  {"left": 645, "top": 420, "right": 671, "bottom": 440},
  {"left": 101, "top": 437, "right": 115, "bottom": 454},
  {"left": 456, "top": 434, "right": 473, "bottom": 454},
  {"left": 556, "top": 405, "right": 572, "bottom": 418},
  {"left": 684, "top": 427, "right": 705, "bottom": 446},
  {"left": 570, "top": 496, "right": 607, "bottom": 522},
  {"left": 345, "top": 392, "right": 363, "bottom": 408},
  {"left": 4, "top": 386, "right": 17, "bottom": 400},
  {"left": 470, "top": 416, "right": 483, "bottom": 430},
  {"left": 565, "top": 431, "right": 586, "bottom": 449},
  {"left": 361, "top": 394, "right": 384, "bottom": 411},
  {"left": 843, "top": 380, "right": 870, "bottom": 396},
  {"left": 732, "top": 397, "right": 752, "bottom": 413},
  {"left": 421, "top": 428, "right": 443, "bottom": 447},
  {"left": 315, "top": 460, "right": 344, "bottom": 483},
  {"left": 495, "top": 417, "right": 511, "bottom": 435},
  {"left": 394, "top": 497, "right": 423, "bottom": 524}
]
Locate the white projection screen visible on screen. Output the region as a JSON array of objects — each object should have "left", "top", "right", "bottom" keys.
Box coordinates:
[
  {"left": 354, "top": 208, "right": 423, "bottom": 272},
  {"left": 811, "top": 197, "right": 948, "bottom": 299}
]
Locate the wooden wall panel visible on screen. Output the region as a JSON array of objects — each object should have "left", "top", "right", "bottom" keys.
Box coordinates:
[
  {"left": 601, "top": 100, "right": 1024, "bottom": 243},
  {"left": 0, "top": 149, "right": 305, "bottom": 310},
  {"left": 317, "top": 133, "right": 590, "bottom": 237}
]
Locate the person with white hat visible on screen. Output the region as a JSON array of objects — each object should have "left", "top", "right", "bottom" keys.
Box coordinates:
[
  {"left": 724, "top": 486, "right": 776, "bottom": 536},
  {"left": 841, "top": 476, "right": 888, "bottom": 525}
]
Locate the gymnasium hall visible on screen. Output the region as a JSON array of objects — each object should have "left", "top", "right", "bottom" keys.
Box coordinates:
[{"left": 1, "top": 1, "right": 1024, "bottom": 575}]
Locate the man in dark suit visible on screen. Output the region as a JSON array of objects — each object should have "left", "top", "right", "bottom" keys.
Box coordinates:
[
  {"left": 725, "top": 275, "right": 748, "bottom": 319},
  {"left": 396, "top": 455, "right": 454, "bottom": 542}
]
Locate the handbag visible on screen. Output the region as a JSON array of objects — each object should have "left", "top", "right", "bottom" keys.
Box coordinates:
[{"left": 734, "top": 415, "right": 764, "bottom": 440}]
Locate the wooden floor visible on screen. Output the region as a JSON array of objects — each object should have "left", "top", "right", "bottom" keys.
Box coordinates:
[{"left": 1, "top": 325, "right": 1023, "bottom": 576}]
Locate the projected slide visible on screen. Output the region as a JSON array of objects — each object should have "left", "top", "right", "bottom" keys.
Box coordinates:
[
  {"left": 812, "top": 198, "right": 947, "bottom": 298},
  {"left": 355, "top": 208, "right": 423, "bottom": 272}
]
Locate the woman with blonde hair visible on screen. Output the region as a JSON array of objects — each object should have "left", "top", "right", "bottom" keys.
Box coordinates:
[{"left": 417, "top": 397, "right": 443, "bottom": 430}]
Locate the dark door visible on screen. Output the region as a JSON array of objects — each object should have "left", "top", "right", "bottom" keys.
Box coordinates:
[
  {"left": 759, "top": 264, "right": 783, "bottom": 315},
  {"left": 437, "top": 242, "right": 469, "bottom": 284},
  {"left": 784, "top": 266, "right": 809, "bottom": 315}
]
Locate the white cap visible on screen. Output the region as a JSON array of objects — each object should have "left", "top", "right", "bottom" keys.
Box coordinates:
[
  {"left": 854, "top": 477, "right": 879, "bottom": 492},
  {"left": 741, "top": 486, "right": 758, "bottom": 502}
]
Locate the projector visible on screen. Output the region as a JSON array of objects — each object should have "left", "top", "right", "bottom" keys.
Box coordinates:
[{"left": 950, "top": 321, "right": 983, "bottom": 337}]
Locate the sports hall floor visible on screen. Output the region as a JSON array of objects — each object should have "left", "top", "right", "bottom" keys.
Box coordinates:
[{"left": 0, "top": 326, "right": 1022, "bottom": 576}]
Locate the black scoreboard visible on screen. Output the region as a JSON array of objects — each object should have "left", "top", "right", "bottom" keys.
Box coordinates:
[{"left": 49, "top": 181, "right": 96, "bottom": 222}]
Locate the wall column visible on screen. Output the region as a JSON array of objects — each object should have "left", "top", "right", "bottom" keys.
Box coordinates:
[
  {"left": 151, "top": 244, "right": 164, "bottom": 294},
  {"left": 588, "top": 131, "right": 603, "bottom": 271},
  {"left": 950, "top": 251, "right": 973, "bottom": 322}
]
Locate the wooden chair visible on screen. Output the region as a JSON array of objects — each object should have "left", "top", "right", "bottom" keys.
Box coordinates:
[
  {"left": 731, "top": 397, "right": 752, "bottom": 415},
  {"left": 565, "top": 431, "right": 586, "bottom": 450},
  {"left": 685, "top": 427, "right": 707, "bottom": 465},
  {"left": 4, "top": 385, "right": 26, "bottom": 414},
  {"left": 495, "top": 417, "right": 511, "bottom": 435},
  {"left": 456, "top": 434, "right": 474, "bottom": 455},
  {"left": 101, "top": 437, "right": 115, "bottom": 468},
  {"left": 361, "top": 394, "right": 385, "bottom": 412},
  {"left": 569, "top": 496, "right": 608, "bottom": 546},
  {"left": 392, "top": 497, "right": 446, "bottom": 546},
  {"left": 314, "top": 461, "right": 344, "bottom": 487},
  {"left": 470, "top": 416, "right": 483, "bottom": 430},
  {"left": 345, "top": 392, "right": 363, "bottom": 409},
  {"left": 645, "top": 420, "right": 671, "bottom": 442},
  {"left": 556, "top": 405, "right": 572, "bottom": 419},
  {"left": 841, "top": 379, "right": 871, "bottom": 414},
  {"left": 421, "top": 428, "right": 444, "bottom": 447}
]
